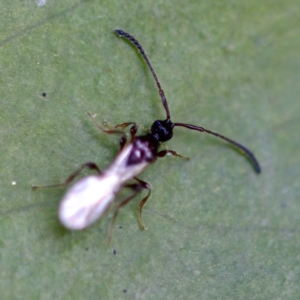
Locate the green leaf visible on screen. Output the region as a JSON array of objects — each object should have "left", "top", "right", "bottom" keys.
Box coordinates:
[{"left": 1, "top": 0, "right": 299, "bottom": 299}]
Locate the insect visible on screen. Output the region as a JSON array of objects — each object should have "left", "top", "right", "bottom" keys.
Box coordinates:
[{"left": 33, "top": 30, "right": 261, "bottom": 233}]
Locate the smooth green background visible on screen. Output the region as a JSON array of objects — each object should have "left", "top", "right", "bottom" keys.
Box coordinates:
[{"left": 1, "top": 0, "right": 299, "bottom": 299}]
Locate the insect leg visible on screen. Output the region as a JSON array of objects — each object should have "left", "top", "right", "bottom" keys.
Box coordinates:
[
  {"left": 108, "top": 177, "right": 151, "bottom": 240},
  {"left": 87, "top": 112, "right": 124, "bottom": 135},
  {"left": 104, "top": 121, "right": 138, "bottom": 150},
  {"left": 104, "top": 121, "right": 138, "bottom": 143},
  {"left": 32, "top": 162, "right": 101, "bottom": 190},
  {"left": 102, "top": 121, "right": 138, "bottom": 142},
  {"left": 157, "top": 150, "right": 190, "bottom": 160},
  {"left": 133, "top": 177, "right": 151, "bottom": 231},
  {"left": 87, "top": 113, "right": 138, "bottom": 149},
  {"left": 108, "top": 191, "right": 139, "bottom": 241},
  {"left": 88, "top": 113, "right": 137, "bottom": 137}
]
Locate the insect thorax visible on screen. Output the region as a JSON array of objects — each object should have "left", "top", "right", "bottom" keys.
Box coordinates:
[{"left": 126, "top": 134, "right": 160, "bottom": 166}]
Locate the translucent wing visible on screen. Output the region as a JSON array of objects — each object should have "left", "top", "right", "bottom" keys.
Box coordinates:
[{"left": 58, "top": 175, "right": 119, "bottom": 230}]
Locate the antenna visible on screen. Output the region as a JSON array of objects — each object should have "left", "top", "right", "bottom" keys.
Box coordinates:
[
  {"left": 174, "top": 122, "right": 261, "bottom": 173},
  {"left": 114, "top": 30, "right": 171, "bottom": 120},
  {"left": 115, "top": 29, "right": 261, "bottom": 174}
]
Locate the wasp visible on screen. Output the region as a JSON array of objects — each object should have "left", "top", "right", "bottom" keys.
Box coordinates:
[{"left": 33, "top": 30, "right": 261, "bottom": 232}]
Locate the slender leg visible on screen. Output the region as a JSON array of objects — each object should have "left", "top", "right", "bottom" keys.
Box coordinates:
[
  {"left": 102, "top": 121, "right": 138, "bottom": 142},
  {"left": 108, "top": 177, "right": 151, "bottom": 241},
  {"left": 87, "top": 112, "right": 124, "bottom": 135},
  {"left": 108, "top": 192, "right": 139, "bottom": 242},
  {"left": 87, "top": 113, "right": 138, "bottom": 149},
  {"left": 104, "top": 121, "right": 138, "bottom": 136},
  {"left": 124, "top": 177, "right": 152, "bottom": 230},
  {"left": 133, "top": 177, "right": 151, "bottom": 231},
  {"left": 99, "top": 120, "right": 128, "bottom": 151},
  {"left": 157, "top": 149, "right": 190, "bottom": 160},
  {"left": 88, "top": 113, "right": 137, "bottom": 137},
  {"left": 32, "top": 162, "right": 101, "bottom": 190}
]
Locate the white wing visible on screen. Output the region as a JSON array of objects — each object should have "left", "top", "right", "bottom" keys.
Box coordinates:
[
  {"left": 58, "top": 174, "right": 120, "bottom": 230},
  {"left": 58, "top": 143, "right": 151, "bottom": 230}
]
